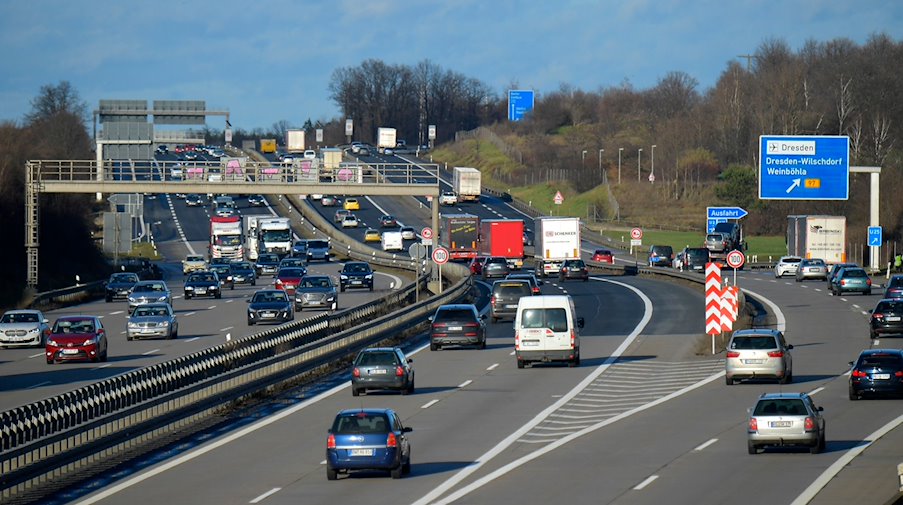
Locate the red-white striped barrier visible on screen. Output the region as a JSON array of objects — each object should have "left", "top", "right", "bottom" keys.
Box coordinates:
[{"left": 705, "top": 263, "right": 723, "bottom": 336}]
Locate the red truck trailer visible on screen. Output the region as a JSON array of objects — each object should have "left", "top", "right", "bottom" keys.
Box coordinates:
[{"left": 479, "top": 219, "right": 525, "bottom": 268}]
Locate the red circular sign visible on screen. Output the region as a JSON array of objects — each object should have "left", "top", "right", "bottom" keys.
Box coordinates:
[
  {"left": 421, "top": 227, "right": 433, "bottom": 239},
  {"left": 432, "top": 247, "right": 449, "bottom": 264},
  {"left": 630, "top": 228, "right": 643, "bottom": 240},
  {"left": 726, "top": 250, "right": 746, "bottom": 269}
]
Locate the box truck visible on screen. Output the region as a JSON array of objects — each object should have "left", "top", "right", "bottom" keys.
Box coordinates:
[
  {"left": 210, "top": 216, "right": 244, "bottom": 260},
  {"left": 286, "top": 130, "right": 305, "bottom": 153},
  {"left": 377, "top": 127, "right": 397, "bottom": 154},
  {"left": 533, "top": 216, "right": 581, "bottom": 277},
  {"left": 453, "top": 167, "right": 481, "bottom": 202},
  {"left": 440, "top": 213, "right": 480, "bottom": 261},
  {"left": 479, "top": 219, "right": 525, "bottom": 269},
  {"left": 787, "top": 215, "right": 846, "bottom": 263},
  {"left": 259, "top": 139, "right": 277, "bottom": 153},
  {"left": 258, "top": 217, "right": 292, "bottom": 256}
]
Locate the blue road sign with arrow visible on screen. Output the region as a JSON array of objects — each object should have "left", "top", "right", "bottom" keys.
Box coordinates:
[
  {"left": 706, "top": 207, "right": 747, "bottom": 233},
  {"left": 508, "top": 90, "right": 535, "bottom": 121},
  {"left": 759, "top": 135, "right": 849, "bottom": 200},
  {"left": 868, "top": 226, "right": 882, "bottom": 247}
]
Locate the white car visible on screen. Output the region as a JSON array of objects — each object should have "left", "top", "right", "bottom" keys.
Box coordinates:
[
  {"left": 341, "top": 214, "right": 360, "bottom": 228},
  {"left": 303, "top": 150, "right": 316, "bottom": 160},
  {"left": 400, "top": 226, "right": 416, "bottom": 240},
  {"left": 439, "top": 191, "right": 458, "bottom": 206},
  {"left": 774, "top": 256, "right": 803, "bottom": 278},
  {"left": 0, "top": 309, "right": 50, "bottom": 347}
]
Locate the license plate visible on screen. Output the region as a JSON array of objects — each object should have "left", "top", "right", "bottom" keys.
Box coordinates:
[
  {"left": 196, "top": 289, "right": 206, "bottom": 294},
  {"left": 262, "top": 312, "right": 276, "bottom": 318},
  {"left": 873, "top": 373, "right": 891, "bottom": 380},
  {"left": 449, "top": 326, "right": 463, "bottom": 331},
  {"left": 744, "top": 359, "right": 765, "bottom": 364},
  {"left": 769, "top": 421, "right": 792, "bottom": 428},
  {"left": 350, "top": 449, "right": 373, "bottom": 456},
  {"left": 62, "top": 349, "right": 79, "bottom": 355},
  {"left": 506, "top": 305, "right": 518, "bottom": 308},
  {"left": 351, "top": 280, "right": 362, "bottom": 284},
  {"left": 886, "top": 316, "right": 901, "bottom": 322},
  {"left": 371, "top": 369, "right": 387, "bottom": 375},
  {"left": 141, "top": 329, "right": 154, "bottom": 334},
  {"left": 522, "top": 340, "right": 539, "bottom": 346}
]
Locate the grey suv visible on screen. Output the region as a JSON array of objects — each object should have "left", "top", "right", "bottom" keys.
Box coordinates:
[
  {"left": 429, "top": 304, "right": 487, "bottom": 349},
  {"left": 351, "top": 347, "right": 414, "bottom": 396},
  {"left": 725, "top": 329, "right": 793, "bottom": 385},
  {"left": 490, "top": 280, "right": 533, "bottom": 322},
  {"left": 747, "top": 392, "right": 825, "bottom": 454}
]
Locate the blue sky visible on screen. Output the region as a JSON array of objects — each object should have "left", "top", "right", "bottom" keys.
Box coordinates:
[{"left": 1, "top": 1, "right": 901, "bottom": 132}]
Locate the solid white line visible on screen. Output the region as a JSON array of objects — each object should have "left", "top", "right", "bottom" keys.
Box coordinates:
[
  {"left": 184, "top": 312, "right": 196, "bottom": 316},
  {"left": 141, "top": 349, "right": 160, "bottom": 356},
  {"left": 421, "top": 399, "right": 440, "bottom": 409},
  {"left": 249, "top": 487, "right": 281, "bottom": 503},
  {"left": 693, "top": 438, "right": 718, "bottom": 452},
  {"left": 633, "top": 475, "right": 658, "bottom": 490},
  {"left": 183, "top": 337, "right": 199, "bottom": 343},
  {"left": 852, "top": 304, "right": 860, "bottom": 309},
  {"left": 740, "top": 287, "right": 787, "bottom": 332},
  {"left": 808, "top": 386, "right": 825, "bottom": 396},
  {"left": 458, "top": 380, "right": 473, "bottom": 388},
  {"left": 29, "top": 353, "right": 43, "bottom": 358},
  {"left": 27, "top": 381, "right": 51, "bottom": 389},
  {"left": 95, "top": 364, "right": 111, "bottom": 369},
  {"left": 791, "top": 412, "right": 903, "bottom": 505},
  {"left": 486, "top": 363, "right": 499, "bottom": 371},
  {"left": 219, "top": 327, "right": 233, "bottom": 332}
]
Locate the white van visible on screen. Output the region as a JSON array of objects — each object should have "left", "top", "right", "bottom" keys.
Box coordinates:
[
  {"left": 381, "top": 231, "right": 404, "bottom": 252},
  {"left": 514, "top": 295, "right": 584, "bottom": 368}
]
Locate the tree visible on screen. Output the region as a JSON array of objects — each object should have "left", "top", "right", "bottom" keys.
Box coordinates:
[
  {"left": 715, "top": 164, "right": 758, "bottom": 208},
  {"left": 24, "top": 81, "right": 88, "bottom": 125}
]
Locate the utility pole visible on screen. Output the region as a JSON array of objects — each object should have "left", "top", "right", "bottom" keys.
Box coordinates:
[{"left": 737, "top": 54, "right": 757, "bottom": 72}]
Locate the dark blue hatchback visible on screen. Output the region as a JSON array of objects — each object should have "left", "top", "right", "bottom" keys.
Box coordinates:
[{"left": 326, "top": 408, "right": 412, "bottom": 480}]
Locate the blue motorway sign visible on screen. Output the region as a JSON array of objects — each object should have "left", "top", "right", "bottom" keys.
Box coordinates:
[
  {"left": 707, "top": 218, "right": 726, "bottom": 234},
  {"left": 707, "top": 207, "right": 747, "bottom": 220},
  {"left": 759, "top": 135, "right": 849, "bottom": 200},
  {"left": 508, "top": 90, "right": 535, "bottom": 121},
  {"left": 868, "top": 226, "right": 882, "bottom": 247}
]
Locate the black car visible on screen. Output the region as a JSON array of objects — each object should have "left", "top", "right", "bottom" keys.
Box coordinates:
[
  {"left": 559, "top": 259, "right": 589, "bottom": 281},
  {"left": 279, "top": 256, "right": 306, "bottom": 269},
  {"left": 868, "top": 299, "right": 903, "bottom": 339},
  {"left": 185, "top": 193, "right": 205, "bottom": 207},
  {"left": 490, "top": 280, "right": 532, "bottom": 322},
  {"left": 350, "top": 347, "right": 414, "bottom": 396},
  {"left": 209, "top": 264, "right": 234, "bottom": 290},
  {"left": 481, "top": 256, "right": 510, "bottom": 280},
  {"left": 247, "top": 194, "right": 266, "bottom": 207},
  {"left": 230, "top": 261, "right": 257, "bottom": 286},
  {"left": 379, "top": 215, "right": 398, "bottom": 228},
  {"left": 114, "top": 257, "right": 163, "bottom": 280},
  {"left": 255, "top": 253, "right": 280, "bottom": 277},
  {"left": 883, "top": 275, "right": 903, "bottom": 299},
  {"left": 429, "top": 304, "right": 487, "bottom": 350},
  {"left": 849, "top": 348, "right": 903, "bottom": 400},
  {"left": 105, "top": 272, "right": 140, "bottom": 302},
  {"left": 683, "top": 247, "right": 710, "bottom": 272},
  {"left": 246, "top": 289, "right": 293, "bottom": 325},
  {"left": 183, "top": 271, "right": 221, "bottom": 299},
  {"left": 340, "top": 261, "right": 374, "bottom": 292}
]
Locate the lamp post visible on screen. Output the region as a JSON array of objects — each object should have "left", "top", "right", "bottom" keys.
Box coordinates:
[
  {"left": 637, "top": 148, "right": 643, "bottom": 182},
  {"left": 581, "top": 150, "right": 587, "bottom": 168},
  {"left": 650, "top": 144, "right": 657, "bottom": 183},
  {"left": 598, "top": 149, "right": 605, "bottom": 183},
  {"left": 618, "top": 148, "right": 624, "bottom": 184}
]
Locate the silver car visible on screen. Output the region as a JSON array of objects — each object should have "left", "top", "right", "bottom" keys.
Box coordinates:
[
  {"left": 795, "top": 258, "right": 827, "bottom": 281},
  {"left": 774, "top": 256, "right": 802, "bottom": 278},
  {"left": 747, "top": 392, "right": 825, "bottom": 454},
  {"left": 127, "top": 303, "right": 178, "bottom": 340},
  {"left": 294, "top": 275, "right": 338, "bottom": 311},
  {"left": 0, "top": 309, "right": 50, "bottom": 348},
  {"left": 128, "top": 281, "right": 173, "bottom": 314},
  {"left": 725, "top": 329, "right": 793, "bottom": 385}
]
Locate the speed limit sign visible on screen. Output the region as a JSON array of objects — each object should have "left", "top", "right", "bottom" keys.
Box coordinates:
[
  {"left": 432, "top": 247, "right": 449, "bottom": 265},
  {"left": 726, "top": 250, "right": 746, "bottom": 269}
]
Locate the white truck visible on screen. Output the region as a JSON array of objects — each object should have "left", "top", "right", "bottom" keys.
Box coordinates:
[
  {"left": 453, "top": 167, "right": 481, "bottom": 202},
  {"left": 244, "top": 215, "right": 261, "bottom": 261},
  {"left": 377, "top": 127, "right": 397, "bottom": 154},
  {"left": 533, "top": 216, "right": 582, "bottom": 277},
  {"left": 787, "top": 215, "right": 846, "bottom": 263},
  {"left": 209, "top": 216, "right": 244, "bottom": 260},
  {"left": 381, "top": 230, "right": 404, "bottom": 252},
  {"left": 286, "top": 129, "right": 305, "bottom": 154},
  {"left": 258, "top": 217, "right": 293, "bottom": 255}
]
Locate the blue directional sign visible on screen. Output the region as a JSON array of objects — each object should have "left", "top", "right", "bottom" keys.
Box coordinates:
[
  {"left": 759, "top": 135, "right": 849, "bottom": 200},
  {"left": 868, "top": 226, "right": 882, "bottom": 247},
  {"left": 707, "top": 207, "right": 748, "bottom": 220},
  {"left": 508, "top": 90, "right": 535, "bottom": 121},
  {"left": 707, "top": 218, "right": 726, "bottom": 234}
]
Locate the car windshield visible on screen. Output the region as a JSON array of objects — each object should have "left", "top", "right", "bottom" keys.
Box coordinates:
[
  {"left": 434, "top": 308, "right": 477, "bottom": 322},
  {"left": 345, "top": 263, "right": 370, "bottom": 273},
  {"left": 135, "top": 283, "right": 164, "bottom": 293},
  {"left": 356, "top": 351, "right": 398, "bottom": 366},
  {"left": 875, "top": 301, "right": 903, "bottom": 313},
  {"left": 843, "top": 269, "right": 868, "bottom": 278},
  {"left": 595, "top": 250, "right": 611, "bottom": 256},
  {"left": 888, "top": 277, "right": 903, "bottom": 288},
  {"left": 730, "top": 335, "right": 778, "bottom": 349},
  {"left": 753, "top": 399, "right": 808, "bottom": 416},
  {"left": 857, "top": 354, "right": 903, "bottom": 367},
  {"left": 332, "top": 413, "right": 391, "bottom": 434},
  {"left": 54, "top": 320, "right": 94, "bottom": 334},
  {"left": 233, "top": 262, "right": 252, "bottom": 270},
  {"left": 301, "top": 277, "right": 331, "bottom": 288},
  {"left": 253, "top": 292, "right": 286, "bottom": 303},
  {"left": 258, "top": 254, "right": 278, "bottom": 262},
  {"left": 804, "top": 259, "right": 826, "bottom": 266},
  {"left": 133, "top": 306, "right": 168, "bottom": 317},
  {"left": 1, "top": 313, "right": 38, "bottom": 323},
  {"left": 111, "top": 273, "right": 137, "bottom": 283},
  {"left": 191, "top": 273, "right": 216, "bottom": 282},
  {"left": 686, "top": 249, "right": 709, "bottom": 261},
  {"left": 308, "top": 240, "right": 328, "bottom": 249},
  {"left": 652, "top": 246, "right": 673, "bottom": 255},
  {"left": 216, "top": 236, "right": 241, "bottom": 246},
  {"left": 211, "top": 266, "right": 229, "bottom": 274},
  {"left": 186, "top": 256, "right": 204, "bottom": 262},
  {"left": 520, "top": 308, "right": 569, "bottom": 333},
  {"left": 279, "top": 268, "right": 305, "bottom": 277},
  {"left": 564, "top": 260, "right": 584, "bottom": 267},
  {"left": 782, "top": 257, "right": 802, "bottom": 264},
  {"left": 495, "top": 283, "right": 531, "bottom": 296}
]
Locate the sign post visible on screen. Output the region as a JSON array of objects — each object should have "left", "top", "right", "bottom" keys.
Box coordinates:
[
  {"left": 726, "top": 249, "right": 746, "bottom": 286},
  {"left": 432, "top": 247, "right": 449, "bottom": 294},
  {"left": 629, "top": 227, "right": 643, "bottom": 258}
]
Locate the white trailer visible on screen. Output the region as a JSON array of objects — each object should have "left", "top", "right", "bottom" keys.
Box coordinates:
[
  {"left": 286, "top": 130, "right": 306, "bottom": 153},
  {"left": 377, "top": 127, "right": 397, "bottom": 153},
  {"left": 244, "top": 215, "right": 261, "bottom": 261},
  {"left": 787, "top": 215, "right": 846, "bottom": 264},
  {"left": 453, "top": 167, "right": 481, "bottom": 202},
  {"left": 533, "top": 216, "right": 581, "bottom": 277}
]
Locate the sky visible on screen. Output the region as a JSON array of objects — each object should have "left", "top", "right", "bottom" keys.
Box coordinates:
[{"left": 1, "top": 1, "right": 902, "bottom": 133}]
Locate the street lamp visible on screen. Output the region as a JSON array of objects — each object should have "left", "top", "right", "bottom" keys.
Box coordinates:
[
  {"left": 637, "top": 148, "right": 643, "bottom": 182},
  {"left": 598, "top": 149, "right": 605, "bottom": 183},
  {"left": 618, "top": 148, "right": 624, "bottom": 184},
  {"left": 581, "top": 150, "right": 587, "bottom": 167},
  {"left": 650, "top": 144, "right": 657, "bottom": 183}
]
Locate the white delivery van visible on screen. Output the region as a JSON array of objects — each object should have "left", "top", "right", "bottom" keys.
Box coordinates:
[
  {"left": 381, "top": 231, "right": 404, "bottom": 252},
  {"left": 514, "top": 295, "right": 584, "bottom": 368}
]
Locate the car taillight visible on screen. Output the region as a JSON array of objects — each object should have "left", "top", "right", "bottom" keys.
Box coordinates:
[
  {"left": 464, "top": 323, "right": 479, "bottom": 327},
  {"left": 327, "top": 434, "right": 336, "bottom": 449},
  {"left": 767, "top": 351, "right": 784, "bottom": 358},
  {"left": 490, "top": 295, "right": 496, "bottom": 306},
  {"left": 873, "top": 313, "right": 884, "bottom": 320},
  {"left": 570, "top": 330, "right": 576, "bottom": 349},
  {"left": 352, "top": 367, "right": 360, "bottom": 378},
  {"left": 726, "top": 351, "right": 740, "bottom": 358},
  {"left": 851, "top": 369, "right": 868, "bottom": 378},
  {"left": 514, "top": 331, "right": 520, "bottom": 350},
  {"left": 432, "top": 323, "right": 445, "bottom": 330},
  {"left": 386, "top": 432, "right": 397, "bottom": 448},
  {"left": 748, "top": 418, "right": 758, "bottom": 431},
  {"left": 275, "top": 279, "right": 283, "bottom": 287},
  {"left": 841, "top": 279, "right": 848, "bottom": 286},
  {"left": 804, "top": 417, "right": 815, "bottom": 431},
  {"left": 395, "top": 366, "right": 404, "bottom": 377},
  {"left": 533, "top": 287, "right": 540, "bottom": 294},
  {"left": 896, "top": 371, "right": 903, "bottom": 378},
  {"left": 867, "top": 278, "right": 872, "bottom": 286}
]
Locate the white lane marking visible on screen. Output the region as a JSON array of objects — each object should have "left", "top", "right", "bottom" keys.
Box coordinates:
[
  {"left": 183, "top": 337, "right": 199, "bottom": 343},
  {"left": 414, "top": 278, "right": 654, "bottom": 505},
  {"left": 120, "top": 331, "right": 127, "bottom": 335},
  {"left": 141, "top": 349, "right": 160, "bottom": 356},
  {"left": 852, "top": 304, "right": 860, "bottom": 309},
  {"left": 813, "top": 288, "right": 822, "bottom": 292},
  {"left": 226, "top": 299, "right": 234, "bottom": 303},
  {"left": 421, "top": 399, "right": 440, "bottom": 409},
  {"left": 740, "top": 287, "right": 787, "bottom": 332},
  {"left": 219, "top": 327, "right": 233, "bottom": 332},
  {"left": 29, "top": 353, "right": 44, "bottom": 358},
  {"left": 808, "top": 387, "right": 825, "bottom": 396},
  {"left": 319, "top": 460, "right": 326, "bottom": 465},
  {"left": 184, "top": 312, "right": 197, "bottom": 317},
  {"left": 208, "top": 305, "right": 217, "bottom": 310},
  {"left": 791, "top": 412, "right": 903, "bottom": 505},
  {"left": 109, "top": 311, "right": 125, "bottom": 315},
  {"left": 249, "top": 487, "right": 281, "bottom": 504},
  {"left": 95, "top": 364, "right": 111, "bottom": 369},
  {"left": 27, "top": 381, "right": 51, "bottom": 389},
  {"left": 633, "top": 475, "right": 659, "bottom": 490},
  {"left": 840, "top": 297, "right": 848, "bottom": 301},
  {"left": 486, "top": 363, "right": 499, "bottom": 371},
  {"left": 509, "top": 350, "right": 515, "bottom": 355},
  {"left": 458, "top": 380, "right": 472, "bottom": 388},
  {"left": 693, "top": 438, "right": 718, "bottom": 452}
]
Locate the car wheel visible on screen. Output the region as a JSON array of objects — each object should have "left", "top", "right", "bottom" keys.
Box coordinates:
[
  {"left": 185, "top": 294, "right": 192, "bottom": 300},
  {"left": 248, "top": 320, "right": 255, "bottom": 326},
  {"left": 747, "top": 441, "right": 758, "bottom": 455},
  {"left": 429, "top": 343, "right": 438, "bottom": 351},
  {"left": 230, "top": 284, "right": 235, "bottom": 290},
  {"left": 326, "top": 467, "right": 338, "bottom": 481},
  {"left": 810, "top": 439, "right": 822, "bottom": 454},
  {"left": 251, "top": 279, "right": 256, "bottom": 286},
  {"left": 369, "top": 285, "right": 373, "bottom": 292},
  {"left": 795, "top": 277, "right": 801, "bottom": 282},
  {"left": 849, "top": 386, "right": 860, "bottom": 401},
  {"left": 870, "top": 330, "right": 877, "bottom": 339},
  {"left": 725, "top": 376, "right": 733, "bottom": 386},
  {"left": 105, "top": 296, "right": 112, "bottom": 303},
  {"left": 391, "top": 464, "right": 404, "bottom": 479},
  {"left": 406, "top": 381, "right": 415, "bottom": 395},
  {"left": 491, "top": 316, "right": 498, "bottom": 323},
  {"left": 215, "top": 293, "right": 221, "bottom": 299},
  {"left": 340, "top": 286, "right": 345, "bottom": 293},
  {"left": 479, "top": 339, "right": 486, "bottom": 350},
  {"left": 818, "top": 431, "right": 826, "bottom": 452},
  {"left": 864, "top": 290, "right": 871, "bottom": 296},
  {"left": 403, "top": 457, "right": 411, "bottom": 475},
  {"left": 351, "top": 387, "right": 360, "bottom": 397},
  {"left": 127, "top": 335, "right": 133, "bottom": 341},
  {"left": 517, "top": 360, "right": 525, "bottom": 369},
  {"left": 779, "top": 374, "right": 790, "bottom": 385}
]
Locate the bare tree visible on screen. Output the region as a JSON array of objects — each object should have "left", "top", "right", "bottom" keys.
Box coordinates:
[{"left": 24, "top": 81, "right": 88, "bottom": 125}]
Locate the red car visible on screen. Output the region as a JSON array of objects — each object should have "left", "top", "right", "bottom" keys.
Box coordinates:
[
  {"left": 592, "top": 249, "right": 614, "bottom": 263},
  {"left": 46, "top": 315, "right": 108, "bottom": 364},
  {"left": 469, "top": 256, "right": 489, "bottom": 275},
  {"left": 274, "top": 266, "right": 307, "bottom": 296}
]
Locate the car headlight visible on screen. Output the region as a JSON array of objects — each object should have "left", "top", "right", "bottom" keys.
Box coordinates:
[
  {"left": 128, "top": 296, "right": 137, "bottom": 302},
  {"left": 248, "top": 311, "right": 257, "bottom": 318},
  {"left": 128, "top": 322, "right": 139, "bottom": 328},
  {"left": 27, "top": 327, "right": 39, "bottom": 334},
  {"left": 326, "top": 295, "right": 336, "bottom": 302},
  {"left": 185, "top": 286, "right": 194, "bottom": 290},
  {"left": 158, "top": 296, "right": 169, "bottom": 302},
  {"left": 47, "top": 339, "right": 59, "bottom": 347},
  {"left": 159, "top": 321, "right": 169, "bottom": 327},
  {"left": 365, "top": 274, "right": 373, "bottom": 280},
  {"left": 340, "top": 275, "right": 348, "bottom": 280},
  {"left": 82, "top": 338, "right": 96, "bottom": 346}
]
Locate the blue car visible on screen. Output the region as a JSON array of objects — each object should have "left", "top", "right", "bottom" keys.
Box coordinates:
[{"left": 326, "top": 408, "right": 412, "bottom": 480}]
